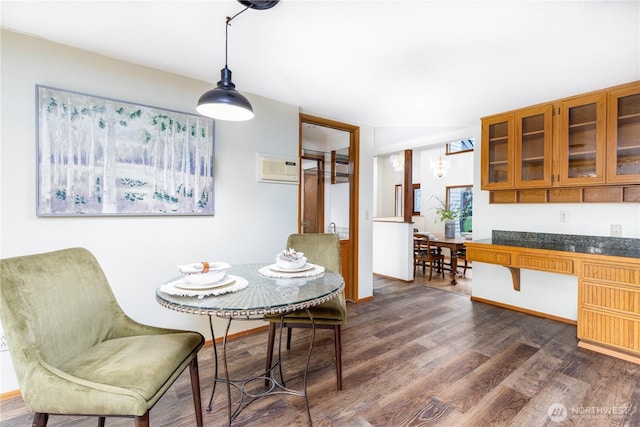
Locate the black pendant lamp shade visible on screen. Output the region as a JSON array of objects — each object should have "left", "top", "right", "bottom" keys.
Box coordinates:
[
  {"left": 197, "top": 66, "right": 254, "bottom": 121},
  {"left": 196, "top": 0, "right": 279, "bottom": 121},
  {"left": 238, "top": 1, "right": 280, "bottom": 10}
]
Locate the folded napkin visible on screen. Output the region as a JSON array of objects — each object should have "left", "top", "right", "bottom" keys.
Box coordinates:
[
  {"left": 177, "top": 261, "right": 215, "bottom": 274},
  {"left": 278, "top": 248, "right": 304, "bottom": 262}
]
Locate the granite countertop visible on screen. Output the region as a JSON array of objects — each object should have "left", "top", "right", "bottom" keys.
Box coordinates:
[{"left": 470, "top": 231, "right": 640, "bottom": 260}]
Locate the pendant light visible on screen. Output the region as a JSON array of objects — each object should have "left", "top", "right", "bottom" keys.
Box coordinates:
[
  {"left": 430, "top": 145, "right": 450, "bottom": 178},
  {"left": 196, "top": 0, "right": 279, "bottom": 121}
]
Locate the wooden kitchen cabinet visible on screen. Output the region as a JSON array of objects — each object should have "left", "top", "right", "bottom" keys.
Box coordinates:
[
  {"left": 481, "top": 81, "right": 640, "bottom": 203},
  {"left": 578, "top": 259, "right": 640, "bottom": 360},
  {"left": 606, "top": 83, "right": 640, "bottom": 183},
  {"left": 340, "top": 239, "right": 353, "bottom": 300},
  {"left": 482, "top": 104, "right": 554, "bottom": 190},
  {"left": 515, "top": 104, "right": 554, "bottom": 188},
  {"left": 558, "top": 92, "right": 607, "bottom": 186},
  {"left": 481, "top": 113, "right": 514, "bottom": 189}
]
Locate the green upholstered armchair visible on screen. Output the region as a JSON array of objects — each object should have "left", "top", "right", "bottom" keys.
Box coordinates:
[
  {"left": 265, "top": 233, "right": 347, "bottom": 390},
  {"left": 0, "top": 247, "right": 205, "bottom": 427}
]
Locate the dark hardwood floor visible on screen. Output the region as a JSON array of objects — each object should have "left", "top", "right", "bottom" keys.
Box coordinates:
[{"left": 2, "top": 274, "right": 639, "bottom": 426}]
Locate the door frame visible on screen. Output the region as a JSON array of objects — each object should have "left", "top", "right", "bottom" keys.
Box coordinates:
[{"left": 299, "top": 113, "right": 359, "bottom": 302}]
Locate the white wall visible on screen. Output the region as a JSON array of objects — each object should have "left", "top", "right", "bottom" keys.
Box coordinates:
[
  {"left": 356, "top": 126, "right": 375, "bottom": 301},
  {"left": 372, "top": 220, "right": 414, "bottom": 280},
  {"left": 374, "top": 153, "right": 404, "bottom": 217},
  {"left": 327, "top": 183, "right": 350, "bottom": 234},
  {"left": 0, "top": 31, "right": 374, "bottom": 393},
  {"left": 416, "top": 145, "right": 474, "bottom": 235}
]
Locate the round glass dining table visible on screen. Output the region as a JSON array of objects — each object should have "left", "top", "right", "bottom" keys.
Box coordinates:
[
  {"left": 156, "top": 263, "right": 344, "bottom": 426},
  {"left": 156, "top": 263, "right": 344, "bottom": 318}
]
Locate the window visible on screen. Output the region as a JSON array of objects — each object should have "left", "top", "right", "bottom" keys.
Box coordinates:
[
  {"left": 446, "top": 185, "right": 473, "bottom": 234},
  {"left": 412, "top": 184, "right": 421, "bottom": 215},
  {"left": 446, "top": 139, "right": 475, "bottom": 155}
]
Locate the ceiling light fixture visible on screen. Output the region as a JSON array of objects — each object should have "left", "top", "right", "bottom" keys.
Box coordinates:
[
  {"left": 430, "top": 146, "right": 450, "bottom": 178},
  {"left": 430, "top": 156, "right": 450, "bottom": 178},
  {"left": 390, "top": 154, "right": 404, "bottom": 172},
  {"left": 196, "top": 0, "right": 279, "bottom": 121}
]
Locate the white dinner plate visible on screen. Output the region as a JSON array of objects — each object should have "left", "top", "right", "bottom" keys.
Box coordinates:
[
  {"left": 174, "top": 274, "right": 235, "bottom": 290},
  {"left": 269, "top": 263, "right": 315, "bottom": 273}
]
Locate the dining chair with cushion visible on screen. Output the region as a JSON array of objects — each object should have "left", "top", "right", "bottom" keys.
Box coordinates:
[
  {"left": 265, "top": 233, "right": 347, "bottom": 390},
  {"left": 414, "top": 235, "right": 445, "bottom": 280},
  {"left": 0, "top": 247, "right": 205, "bottom": 427}
]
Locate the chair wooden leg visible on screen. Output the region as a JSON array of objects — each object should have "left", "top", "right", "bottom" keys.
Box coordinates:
[
  {"left": 98, "top": 417, "right": 105, "bottom": 427},
  {"left": 134, "top": 412, "right": 149, "bottom": 427},
  {"left": 265, "top": 323, "right": 276, "bottom": 387},
  {"left": 188, "top": 357, "right": 203, "bottom": 427},
  {"left": 32, "top": 413, "right": 48, "bottom": 427},
  {"left": 334, "top": 325, "right": 343, "bottom": 391}
]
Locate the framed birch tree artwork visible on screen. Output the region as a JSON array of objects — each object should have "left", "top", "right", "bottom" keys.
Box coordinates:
[{"left": 36, "top": 85, "right": 215, "bottom": 216}]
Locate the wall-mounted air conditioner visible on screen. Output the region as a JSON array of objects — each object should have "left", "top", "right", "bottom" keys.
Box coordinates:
[{"left": 257, "top": 153, "right": 300, "bottom": 184}]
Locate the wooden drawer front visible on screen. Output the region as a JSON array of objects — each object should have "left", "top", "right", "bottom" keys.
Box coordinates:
[
  {"left": 582, "top": 262, "right": 640, "bottom": 287},
  {"left": 466, "top": 248, "right": 511, "bottom": 265},
  {"left": 578, "top": 309, "right": 640, "bottom": 352},
  {"left": 516, "top": 254, "right": 574, "bottom": 274},
  {"left": 581, "top": 282, "right": 640, "bottom": 315}
]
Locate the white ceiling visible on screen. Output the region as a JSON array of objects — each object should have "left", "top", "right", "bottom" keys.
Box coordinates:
[{"left": 2, "top": 1, "right": 639, "bottom": 148}]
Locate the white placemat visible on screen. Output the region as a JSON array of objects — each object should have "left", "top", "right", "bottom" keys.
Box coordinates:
[
  {"left": 159, "top": 275, "right": 248, "bottom": 298},
  {"left": 259, "top": 263, "right": 325, "bottom": 278}
]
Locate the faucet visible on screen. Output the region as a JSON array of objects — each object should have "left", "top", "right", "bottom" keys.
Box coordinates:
[{"left": 328, "top": 222, "right": 337, "bottom": 234}]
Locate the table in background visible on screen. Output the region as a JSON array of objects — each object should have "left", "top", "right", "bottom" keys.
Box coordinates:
[
  {"left": 417, "top": 234, "right": 467, "bottom": 285},
  {"left": 156, "top": 263, "right": 344, "bottom": 426}
]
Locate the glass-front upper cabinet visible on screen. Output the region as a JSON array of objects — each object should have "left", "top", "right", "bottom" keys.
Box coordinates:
[
  {"left": 481, "top": 114, "right": 514, "bottom": 189},
  {"left": 606, "top": 83, "right": 640, "bottom": 184},
  {"left": 514, "top": 105, "right": 553, "bottom": 188},
  {"left": 558, "top": 93, "right": 607, "bottom": 186}
]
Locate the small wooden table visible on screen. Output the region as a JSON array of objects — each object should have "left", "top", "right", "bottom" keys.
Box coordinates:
[{"left": 419, "top": 235, "right": 467, "bottom": 285}]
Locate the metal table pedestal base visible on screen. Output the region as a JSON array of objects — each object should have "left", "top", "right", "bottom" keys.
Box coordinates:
[{"left": 206, "top": 309, "right": 315, "bottom": 426}]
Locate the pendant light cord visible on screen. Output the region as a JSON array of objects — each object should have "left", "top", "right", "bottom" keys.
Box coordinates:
[{"left": 225, "top": 5, "right": 250, "bottom": 67}]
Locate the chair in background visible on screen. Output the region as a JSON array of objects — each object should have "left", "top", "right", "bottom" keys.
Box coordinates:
[
  {"left": 414, "top": 235, "right": 445, "bottom": 280},
  {"left": 0, "top": 248, "right": 205, "bottom": 427},
  {"left": 265, "top": 233, "right": 347, "bottom": 390},
  {"left": 456, "top": 248, "right": 469, "bottom": 276}
]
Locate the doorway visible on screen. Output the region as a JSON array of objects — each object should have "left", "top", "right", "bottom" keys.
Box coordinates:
[
  {"left": 301, "top": 154, "right": 324, "bottom": 233},
  {"left": 299, "top": 114, "right": 359, "bottom": 302}
]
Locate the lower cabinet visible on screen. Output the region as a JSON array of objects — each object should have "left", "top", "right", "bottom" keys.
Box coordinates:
[
  {"left": 340, "top": 240, "right": 352, "bottom": 300},
  {"left": 577, "top": 260, "right": 640, "bottom": 357}
]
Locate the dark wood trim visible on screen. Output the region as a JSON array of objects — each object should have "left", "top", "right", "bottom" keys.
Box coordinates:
[
  {"left": 403, "top": 149, "right": 413, "bottom": 223},
  {"left": 373, "top": 272, "right": 412, "bottom": 283},
  {"left": 299, "top": 114, "right": 360, "bottom": 302},
  {"left": 470, "top": 296, "right": 577, "bottom": 325}
]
